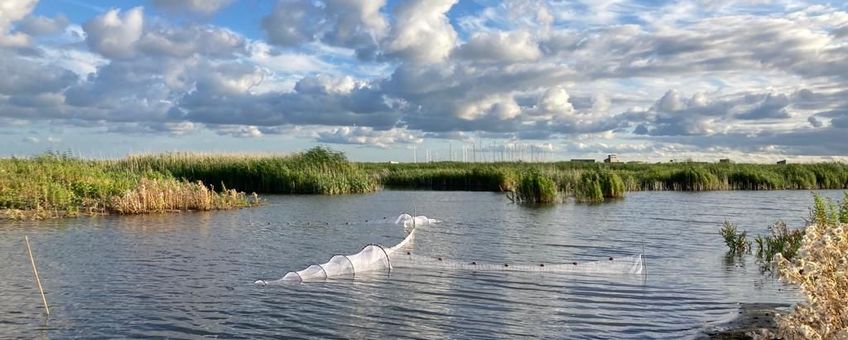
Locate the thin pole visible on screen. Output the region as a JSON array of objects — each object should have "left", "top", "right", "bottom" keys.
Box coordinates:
[{"left": 25, "top": 236, "right": 49, "bottom": 316}]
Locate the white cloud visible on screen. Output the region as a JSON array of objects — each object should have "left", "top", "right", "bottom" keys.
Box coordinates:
[
  {"left": 17, "top": 15, "right": 70, "bottom": 36},
  {"left": 455, "top": 31, "right": 541, "bottom": 63},
  {"left": 3, "top": 0, "right": 848, "bottom": 156},
  {"left": 151, "top": 0, "right": 233, "bottom": 15},
  {"left": 261, "top": 0, "right": 388, "bottom": 58},
  {"left": 317, "top": 126, "right": 422, "bottom": 148},
  {"left": 385, "top": 0, "right": 458, "bottom": 64},
  {"left": 83, "top": 7, "right": 144, "bottom": 59},
  {"left": 0, "top": 0, "right": 38, "bottom": 46}
]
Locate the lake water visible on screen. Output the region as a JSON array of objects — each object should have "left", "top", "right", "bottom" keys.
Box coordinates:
[{"left": 1, "top": 190, "right": 843, "bottom": 339}]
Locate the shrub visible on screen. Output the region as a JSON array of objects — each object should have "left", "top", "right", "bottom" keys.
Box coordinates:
[
  {"left": 754, "top": 220, "right": 804, "bottom": 265},
  {"left": 774, "top": 193, "right": 848, "bottom": 339},
  {"left": 720, "top": 220, "right": 751, "bottom": 254}
]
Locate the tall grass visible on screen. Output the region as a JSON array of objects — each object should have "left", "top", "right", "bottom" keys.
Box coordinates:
[
  {"left": 110, "top": 178, "right": 258, "bottom": 214},
  {"left": 506, "top": 170, "right": 557, "bottom": 204},
  {"left": 0, "top": 152, "right": 258, "bottom": 219},
  {"left": 122, "top": 147, "right": 376, "bottom": 195},
  {"left": 367, "top": 161, "right": 848, "bottom": 193}
]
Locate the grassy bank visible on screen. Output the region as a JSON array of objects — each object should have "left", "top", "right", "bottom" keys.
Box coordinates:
[{"left": 0, "top": 153, "right": 258, "bottom": 219}]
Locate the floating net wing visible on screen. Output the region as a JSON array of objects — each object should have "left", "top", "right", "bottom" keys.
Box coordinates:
[
  {"left": 255, "top": 214, "right": 643, "bottom": 285},
  {"left": 391, "top": 253, "right": 644, "bottom": 274}
]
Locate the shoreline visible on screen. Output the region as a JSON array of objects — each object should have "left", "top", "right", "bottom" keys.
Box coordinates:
[{"left": 703, "top": 303, "right": 790, "bottom": 339}]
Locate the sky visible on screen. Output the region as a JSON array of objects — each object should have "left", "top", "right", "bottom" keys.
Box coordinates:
[{"left": 1, "top": 0, "right": 847, "bottom": 162}]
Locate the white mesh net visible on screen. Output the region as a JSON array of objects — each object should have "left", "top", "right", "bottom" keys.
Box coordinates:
[
  {"left": 391, "top": 253, "right": 644, "bottom": 274},
  {"left": 255, "top": 214, "right": 644, "bottom": 285}
]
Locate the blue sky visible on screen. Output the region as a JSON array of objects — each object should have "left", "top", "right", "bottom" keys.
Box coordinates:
[{"left": 1, "top": 0, "right": 848, "bottom": 162}]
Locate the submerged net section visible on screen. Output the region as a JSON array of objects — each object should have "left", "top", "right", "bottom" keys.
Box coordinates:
[{"left": 256, "top": 214, "right": 644, "bottom": 285}]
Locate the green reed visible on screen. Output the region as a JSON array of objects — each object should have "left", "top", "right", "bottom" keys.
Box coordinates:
[
  {"left": 119, "top": 147, "right": 377, "bottom": 195},
  {"left": 506, "top": 170, "right": 558, "bottom": 204},
  {"left": 0, "top": 152, "right": 256, "bottom": 219}
]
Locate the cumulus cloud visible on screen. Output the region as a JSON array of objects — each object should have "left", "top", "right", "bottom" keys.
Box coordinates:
[
  {"left": 631, "top": 89, "right": 808, "bottom": 136},
  {"left": 455, "top": 31, "right": 541, "bottom": 63},
  {"left": 0, "top": 52, "right": 78, "bottom": 96},
  {"left": 262, "top": 0, "right": 388, "bottom": 58},
  {"left": 317, "top": 126, "right": 422, "bottom": 147},
  {"left": 213, "top": 125, "right": 263, "bottom": 138},
  {"left": 0, "top": 0, "right": 38, "bottom": 46},
  {"left": 83, "top": 7, "right": 144, "bottom": 59},
  {"left": 17, "top": 15, "right": 70, "bottom": 36},
  {"left": 150, "top": 0, "right": 234, "bottom": 15},
  {"left": 385, "top": 0, "right": 458, "bottom": 64},
  {"left": 138, "top": 25, "right": 245, "bottom": 58},
  {"left": 4, "top": 0, "right": 848, "bottom": 156}
]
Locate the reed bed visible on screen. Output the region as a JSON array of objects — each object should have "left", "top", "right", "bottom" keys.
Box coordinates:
[
  {"left": 367, "top": 161, "right": 848, "bottom": 203},
  {"left": 506, "top": 170, "right": 557, "bottom": 204},
  {"left": 110, "top": 178, "right": 259, "bottom": 214},
  {"left": 4, "top": 150, "right": 848, "bottom": 218},
  {"left": 119, "top": 147, "right": 376, "bottom": 195},
  {"left": 0, "top": 152, "right": 258, "bottom": 219}
]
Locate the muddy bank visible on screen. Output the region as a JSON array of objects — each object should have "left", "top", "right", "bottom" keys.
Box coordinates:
[{"left": 702, "top": 303, "right": 790, "bottom": 339}]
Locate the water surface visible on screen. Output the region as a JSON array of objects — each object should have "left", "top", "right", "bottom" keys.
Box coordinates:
[{"left": 1, "top": 190, "right": 842, "bottom": 339}]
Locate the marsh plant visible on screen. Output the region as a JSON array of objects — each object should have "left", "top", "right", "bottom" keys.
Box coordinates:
[
  {"left": 122, "top": 147, "right": 376, "bottom": 195},
  {"left": 720, "top": 220, "right": 751, "bottom": 255},
  {"left": 110, "top": 178, "right": 259, "bottom": 214},
  {"left": 367, "top": 160, "right": 848, "bottom": 193},
  {"left": 754, "top": 220, "right": 804, "bottom": 265},
  {"left": 506, "top": 170, "right": 558, "bottom": 204},
  {"left": 0, "top": 152, "right": 258, "bottom": 219}
]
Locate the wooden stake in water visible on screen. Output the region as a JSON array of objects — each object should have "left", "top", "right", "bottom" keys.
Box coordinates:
[{"left": 25, "top": 236, "right": 49, "bottom": 316}]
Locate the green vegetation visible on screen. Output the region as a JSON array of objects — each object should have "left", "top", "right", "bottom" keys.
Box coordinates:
[
  {"left": 506, "top": 170, "right": 558, "bottom": 204},
  {"left": 5, "top": 148, "right": 848, "bottom": 219},
  {"left": 367, "top": 161, "right": 848, "bottom": 203},
  {"left": 122, "top": 147, "right": 376, "bottom": 195},
  {"left": 754, "top": 220, "right": 804, "bottom": 264},
  {"left": 0, "top": 152, "right": 258, "bottom": 219},
  {"left": 720, "top": 221, "right": 751, "bottom": 255},
  {"left": 721, "top": 193, "right": 847, "bottom": 267}
]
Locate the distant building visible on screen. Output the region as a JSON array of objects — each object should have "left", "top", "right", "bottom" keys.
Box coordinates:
[
  {"left": 719, "top": 158, "right": 732, "bottom": 164},
  {"left": 570, "top": 159, "right": 595, "bottom": 163},
  {"left": 777, "top": 160, "right": 787, "bottom": 165},
  {"left": 604, "top": 154, "right": 619, "bottom": 163}
]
